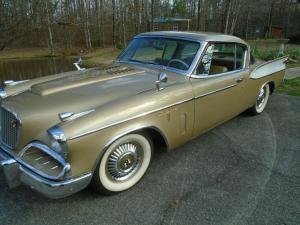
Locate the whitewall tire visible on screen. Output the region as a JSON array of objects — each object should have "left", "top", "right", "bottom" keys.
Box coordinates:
[
  {"left": 249, "top": 83, "right": 270, "bottom": 115},
  {"left": 92, "top": 133, "right": 152, "bottom": 194}
]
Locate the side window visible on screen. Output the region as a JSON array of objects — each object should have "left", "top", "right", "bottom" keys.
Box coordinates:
[
  {"left": 236, "top": 44, "right": 247, "bottom": 69},
  {"left": 196, "top": 43, "right": 247, "bottom": 75}
]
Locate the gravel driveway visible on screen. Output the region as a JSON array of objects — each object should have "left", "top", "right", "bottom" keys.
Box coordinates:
[{"left": 0, "top": 94, "right": 299, "bottom": 225}]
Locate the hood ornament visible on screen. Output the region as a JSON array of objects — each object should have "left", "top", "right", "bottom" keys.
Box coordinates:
[{"left": 73, "top": 58, "right": 86, "bottom": 71}]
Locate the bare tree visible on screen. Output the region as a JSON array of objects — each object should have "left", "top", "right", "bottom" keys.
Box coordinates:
[{"left": 0, "top": 0, "right": 299, "bottom": 51}]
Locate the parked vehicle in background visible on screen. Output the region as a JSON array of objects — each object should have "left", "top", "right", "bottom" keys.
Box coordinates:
[{"left": 0, "top": 31, "right": 287, "bottom": 198}]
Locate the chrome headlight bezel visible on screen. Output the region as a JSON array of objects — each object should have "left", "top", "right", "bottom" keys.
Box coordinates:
[
  {"left": 47, "top": 125, "right": 68, "bottom": 159},
  {"left": 19, "top": 141, "right": 71, "bottom": 180}
]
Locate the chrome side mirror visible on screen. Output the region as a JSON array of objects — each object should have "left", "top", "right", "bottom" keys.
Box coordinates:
[{"left": 156, "top": 72, "right": 168, "bottom": 91}]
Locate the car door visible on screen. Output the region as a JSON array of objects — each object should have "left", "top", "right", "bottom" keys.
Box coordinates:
[{"left": 190, "top": 42, "right": 250, "bottom": 137}]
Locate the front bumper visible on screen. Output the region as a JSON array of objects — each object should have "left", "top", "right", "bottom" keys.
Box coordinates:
[{"left": 0, "top": 147, "right": 92, "bottom": 199}]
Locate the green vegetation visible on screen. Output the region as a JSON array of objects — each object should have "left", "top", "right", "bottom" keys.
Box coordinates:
[
  {"left": 276, "top": 78, "right": 300, "bottom": 97},
  {"left": 0, "top": 47, "right": 121, "bottom": 68},
  {"left": 249, "top": 39, "right": 300, "bottom": 68},
  {"left": 83, "top": 48, "right": 121, "bottom": 67},
  {"left": 0, "top": 48, "right": 59, "bottom": 60}
]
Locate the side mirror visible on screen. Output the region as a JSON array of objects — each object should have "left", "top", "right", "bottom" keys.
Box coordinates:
[{"left": 156, "top": 72, "right": 168, "bottom": 91}]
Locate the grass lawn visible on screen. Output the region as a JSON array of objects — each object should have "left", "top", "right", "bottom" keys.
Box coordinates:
[
  {"left": 0, "top": 47, "right": 121, "bottom": 67},
  {"left": 287, "top": 62, "right": 300, "bottom": 68},
  {"left": 82, "top": 47, "right": 121, "bottom": 67},
  {"left": 0, "top": 48, "right": 58, "bottom": 60},
  {"left": 276, "top": 77, "right": 300, "bottom": 97}
]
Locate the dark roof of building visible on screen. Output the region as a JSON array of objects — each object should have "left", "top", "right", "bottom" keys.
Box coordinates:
[
  {"left": 152, "top": 17, "right": 191, "bottom": 23},
  {"left": 136, "top": 31, "right": 248, "bottom": 45}
]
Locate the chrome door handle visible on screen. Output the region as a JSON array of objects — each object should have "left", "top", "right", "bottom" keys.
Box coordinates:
[{"left": 236, "top": 77, "right": 244, "bottom": 83}]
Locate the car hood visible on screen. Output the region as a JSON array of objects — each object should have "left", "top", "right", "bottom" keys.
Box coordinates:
[{"left": 1, "top": 64, "right": 185, "bottom": 150}]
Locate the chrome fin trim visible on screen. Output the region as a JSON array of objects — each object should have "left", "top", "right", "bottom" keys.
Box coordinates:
[{"left": 250, "top": 56, "right": 288, "bottom": 79}]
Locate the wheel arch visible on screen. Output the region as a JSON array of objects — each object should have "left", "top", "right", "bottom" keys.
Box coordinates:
[
  {"left": 268, "top": 81, "right": 275, "bottom": 94},
  {"left": 91, "top": 125, "right": 169, "bottom": 173}
]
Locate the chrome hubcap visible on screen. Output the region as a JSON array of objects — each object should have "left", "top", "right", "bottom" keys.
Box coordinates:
[
  {"left": 257, "top": 86, "right": 266, "bottom": 108},
  {"left": 106, "top": 142, "right": 143, "bottom": 181}
]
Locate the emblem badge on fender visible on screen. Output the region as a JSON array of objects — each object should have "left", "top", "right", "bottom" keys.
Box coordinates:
[{"left": 10, "top": 119, "right": 17, "bottom": 128}]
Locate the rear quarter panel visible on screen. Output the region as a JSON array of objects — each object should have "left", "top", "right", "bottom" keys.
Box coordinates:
[{"left": 247, "top": 57, "right": 287, "bottom": 107}]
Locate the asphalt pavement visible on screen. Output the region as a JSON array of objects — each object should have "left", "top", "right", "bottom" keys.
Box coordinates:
[{"left": 0, "top": 94, "right": 299, "bottom": 225}]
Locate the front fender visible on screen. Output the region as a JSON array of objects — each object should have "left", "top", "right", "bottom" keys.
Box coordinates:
[{"left": 60, "top": 82, "right": 194, "bottom": 177}]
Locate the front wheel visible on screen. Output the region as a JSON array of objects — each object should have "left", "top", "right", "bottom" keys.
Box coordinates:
[
  {"left": 91, "top": 133, "right": 152, "bottom": 195},
  {"left": 248, "top": 83, "right": 270, "bottom": 115}
]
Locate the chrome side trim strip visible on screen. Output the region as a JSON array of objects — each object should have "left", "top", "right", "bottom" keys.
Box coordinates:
[
  {"left": 195, "top": 84, "right": 237, "bottom": 99},
  {"left": 68, "top": 97, "right": 194, "bottom": 140},
  {"left": 69, "top": 84, "right": 237, "bottom": 140},
  {"left": 190, "top": 68, "right": 248, "bottom": 79},
  {"left": 69, "top": 83, "right": 237, "bottom": 140}
]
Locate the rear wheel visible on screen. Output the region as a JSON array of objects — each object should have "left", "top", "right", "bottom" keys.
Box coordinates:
[
  {"left": 248, "top": 83, "right": 270, "bottom": 115},
  {"left": 92, "top": 133, "right": 152, "bottom": 195}
]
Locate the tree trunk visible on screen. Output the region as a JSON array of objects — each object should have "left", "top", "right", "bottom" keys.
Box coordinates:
[
  {"left": 224, "top": 0, "right": 231, "bottom": 34},
  {"left": 121, "top": 0, "right": 127, "bottom": 47},
  {"left": 83, "top": 0, "right": 92, "bottom": 49},
  {"left": 267, "top": 0, "right": 275, "bottom": 38},
  {"left": 100, "top": 0, "right": 105, "bottom": 47},
  {"left": 45, "top": 0, "right": 54, "bottom": 56},
  {"left": 229, "top": 0, "right": 241, "bottom": 34},
  {"left": 151, "top": 0, "right": 154, "bottom": 31},
  {"left": 112, "top": 0, "right": 116, "bottom": 46},
  {"left": 245, "top": 9, "right": 250, "bottom": 39},
  {"left": 197, "top": 0, "right": 201, "bottom": 30}
]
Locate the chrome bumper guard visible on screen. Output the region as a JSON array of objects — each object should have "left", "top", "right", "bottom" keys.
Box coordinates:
[{"left": 0, "top": 147, "right": 92, "bottom": 199}]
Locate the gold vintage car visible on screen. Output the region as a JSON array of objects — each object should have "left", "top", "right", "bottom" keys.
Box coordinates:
[{"left": 0, "top": 32, "right": 287, "bottom": 198}]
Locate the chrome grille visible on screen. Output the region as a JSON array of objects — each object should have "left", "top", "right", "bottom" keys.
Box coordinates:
[{"left": 0, "top": 107, "right": 20, "bottom": 149}]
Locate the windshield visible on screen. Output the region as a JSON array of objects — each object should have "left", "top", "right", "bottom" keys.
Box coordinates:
[{"left": 118, "top": 37, "right": 200, "bottom": 71}]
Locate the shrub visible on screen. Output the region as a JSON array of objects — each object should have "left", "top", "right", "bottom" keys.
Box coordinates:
[
  {"left": 251, "top": 46, "right": 300, "bottom": 61},
  {"left": 116, "top": 43, "right": 124, "bottom": 50}
]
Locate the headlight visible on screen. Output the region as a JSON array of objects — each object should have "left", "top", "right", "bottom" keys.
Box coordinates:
[{"left": 47, "top": 125, "right": 68, "bottom": 159}]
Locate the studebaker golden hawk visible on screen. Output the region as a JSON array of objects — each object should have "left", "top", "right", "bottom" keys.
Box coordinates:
[{"left": 0, "top": 31, "right": 287, "bottom": 198}]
